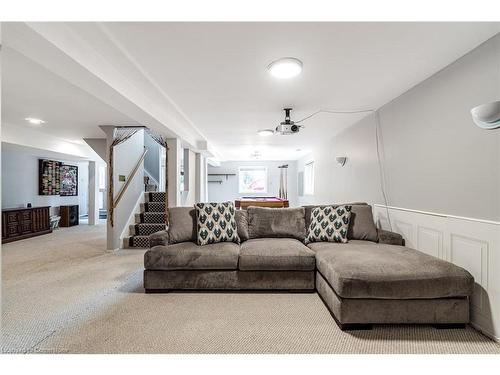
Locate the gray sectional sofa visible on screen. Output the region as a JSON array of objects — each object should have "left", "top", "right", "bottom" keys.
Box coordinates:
[{"left": 143, "top": 203, "right": 474, "bottom": 330}]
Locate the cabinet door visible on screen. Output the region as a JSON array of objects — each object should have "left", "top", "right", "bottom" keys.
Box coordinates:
[
  {"left": 3, "top": 212, "right": 20, "bottom": 238},
  {"left": 32, "top": 207, "right": 50, "bottom": 231},
  {"left": 18, "top": 210, "right": 33, "bottom": 234},
  {"left": 6, "top": 223, "right": 20, "bottom": 238},
  {"left": 5, "top": 212, "right": 19, "bottom": 225}
]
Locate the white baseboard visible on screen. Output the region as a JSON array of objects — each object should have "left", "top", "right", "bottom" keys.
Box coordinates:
[
  {"left": 374, "top": 204, "right": 500, "bottom": 342},
  {"left": 471, "top": 322, "right": 500, "bottom": 343}
]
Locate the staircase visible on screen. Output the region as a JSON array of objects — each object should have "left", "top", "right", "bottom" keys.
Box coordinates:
[
  {"left": 144, "top": 175, "right": 158, "bottom": 192},
  {"left": 125, "top": 192, "right": 167, "bottom": 248}
]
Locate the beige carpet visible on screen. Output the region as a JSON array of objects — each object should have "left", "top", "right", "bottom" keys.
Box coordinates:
[{"left": 2, "top": 223, "right": 499, "bottom": 354}]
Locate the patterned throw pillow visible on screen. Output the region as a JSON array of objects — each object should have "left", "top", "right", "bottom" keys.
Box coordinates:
[
  {"left": 195, "top": 202, "right": 240, "bottom": 246},
  {"left": 305, "top": 205, "right": 352, "bottom": 244}
]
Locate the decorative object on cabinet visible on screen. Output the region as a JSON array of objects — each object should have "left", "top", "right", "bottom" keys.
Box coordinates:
[{"left": 50, "top": 215, "right": 61, "bottom": 230}]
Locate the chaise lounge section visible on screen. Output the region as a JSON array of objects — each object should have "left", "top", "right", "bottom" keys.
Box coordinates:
[
  {"left": 312, "top": 240, "right": 473, "bottom": 329},
  {"left": 143, "top": 203, "right": 474, "bottom": 330}
]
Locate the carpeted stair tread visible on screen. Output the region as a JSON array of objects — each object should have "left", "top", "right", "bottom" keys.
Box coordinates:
[
  {"left": 128, "top": 235, "right": 150, "bottom": 248},
  {"left": 136, "top": 212, "right": 167, "bottom": 224},
  {"left": 142, "top": 202, "right": 166, "bottom": 212},
  {"left": 128, "top": 192, "right": 167, "bottom": 249},
  {"left": 145, "top": 192, "right": 166, "bottom": 203},
  {"left": 132, "top": 223, "right": 166, "bottom": 236}
]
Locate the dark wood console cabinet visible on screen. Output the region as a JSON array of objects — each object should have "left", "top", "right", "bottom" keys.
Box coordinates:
[{"left": 2, "top": 206, "right": 52, "bottom": 243}]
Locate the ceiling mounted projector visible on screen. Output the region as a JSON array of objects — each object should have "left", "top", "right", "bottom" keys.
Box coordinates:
[
  {"left": 275, "top": 108, "right": 302, "bottom": 135},
  {"left": 471, "top": 101, "right": 500, "bottom": 130}
]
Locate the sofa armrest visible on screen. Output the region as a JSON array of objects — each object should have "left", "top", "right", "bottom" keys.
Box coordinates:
[
  {"left": 377, "top": 229, "right": 405, "bottom": 246},
  {"left": 149, "top": 230, "right": 169, "bottom": 248}
]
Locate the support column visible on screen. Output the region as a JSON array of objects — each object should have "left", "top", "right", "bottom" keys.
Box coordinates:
[
  {"left": 166, "top": 138, "right": 181, "bottom": 207},
  {"left": 88, "top": 161, "right": 100, "bottom": 225},
  {"left": 203, "top": 157, "right": 208, "bottom": 202},
  {"left": 195, "top": 153, "right": 207, "bottom": 203},
  {"left": 195, "top": 153, "right": 201, "bottom": 203},
  {"left": 101, "top": 125, "right": 117, "bottom": 251}
]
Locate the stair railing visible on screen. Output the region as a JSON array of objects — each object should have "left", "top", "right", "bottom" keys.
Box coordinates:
[{"left": 113, "top": 149, "right": 148, "bottom": 209}]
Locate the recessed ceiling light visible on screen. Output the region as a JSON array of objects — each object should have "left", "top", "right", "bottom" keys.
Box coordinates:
[
  {"left": 296, "top": 148, "right": 302, "bottom": 152},
  {"left": 257, "top": 129, "right": 274, "bottom": 136},
  {"left": 25, "top": 117, "right": 45, "bottom": 125},
  {"left": 267, "top": 57, "right": 303, "bottom": 79}
]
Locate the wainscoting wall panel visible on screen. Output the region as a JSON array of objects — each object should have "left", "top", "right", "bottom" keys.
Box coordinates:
[
  {"left": 417, "top": 226, "right": 443, "bottom": 258},
  {"left": 374, "top": 204, "right": 500, "bottom": 342}
]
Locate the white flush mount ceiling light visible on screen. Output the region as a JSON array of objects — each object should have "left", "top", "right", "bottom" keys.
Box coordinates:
[
  {"left": 25, "top": 117, "right": 46, "bottom": 125},
  {"left": 267, "top": 57, "right": 303, "bottom": 79},
  {"left": 257, "top": 129, "right": 274, "bottom": 136},
  {"left": 471, "top": 101, "right": 500, "bottom": 129}
]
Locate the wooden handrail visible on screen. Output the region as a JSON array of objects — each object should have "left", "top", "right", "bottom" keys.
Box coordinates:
[{"left": 113, "top": 149, "right": 148, "bottom": 208}]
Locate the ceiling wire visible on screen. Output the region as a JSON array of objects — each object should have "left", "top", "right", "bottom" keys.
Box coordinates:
[
  {"left": 295, "top": 109, "right": 376, "bottom": 124},
  {"left": 296, "top": 108, "right": 393, "bottom": 232}
]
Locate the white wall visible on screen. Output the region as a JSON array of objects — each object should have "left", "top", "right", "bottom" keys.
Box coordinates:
[
  {"left": 144, "top": 132, "right": 160, "bottom": 184},
  {"left": 303, "top": 34, "right": 500, "bottom": 222},
  {"left": 107, "top": 129, "right": 145, "bottom": 250},
  {"left": 208, "top": 160, "right": 298, "bottom": 207},
  {"left": 1, "top": 143, "right": 89, "bottom": 217}
]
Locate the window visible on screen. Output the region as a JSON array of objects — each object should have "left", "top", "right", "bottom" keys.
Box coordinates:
[
  {"left": 238, "top": 166, "right": 268, "bottom": 194},
  {"left": 304, "top": 161, "right": 314, "bottom": 195}
]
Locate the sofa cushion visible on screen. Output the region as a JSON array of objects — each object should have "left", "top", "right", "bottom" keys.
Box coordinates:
[
  {"left": 308, "top": 239, "right": 377, "bottom": 252},
  {"left": 167, "top": 207, "right": 196, "bottom": 244},
  {"left": 235, "top": 209, "right": 249, "bottom": 242},
  {"left": 248, "top": 207, "right": 306, "bottom": 241},
  {"left": 377, "top": 229, "right": 404, "bottom": 246},
  {"left": 303, "top": 203, "right": 367, "bottom": 232},
  {"left": 195, "top": 202, "right": 240, "bottom": 246},
  {"left": 348, "top": 205, "right": 378, "bottom": 242},
  {"left": 308, "top": 242, "right": 474, "bottom": 299},
  {"left": 145, "top": 242, "right": 239, "bottom": 270},
  {"left": 239, "top": 238, "right": 315, "bottom": 271},
  {"left": 305, "top": 205, "right": 352, "bottom": 244}
]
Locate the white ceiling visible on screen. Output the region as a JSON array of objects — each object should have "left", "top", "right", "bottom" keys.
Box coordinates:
[
  {"left": 2, "top": 141, "right": 92, "bottom": 163},
  {"left": 101, "top": 22, "right": 499, "bottom": 160},
  {"left": 2, "top": 23, "right": 499, "bottom": 161},
  {"left": 1, "top": 46, "right": 140, "bottom": 142}
]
